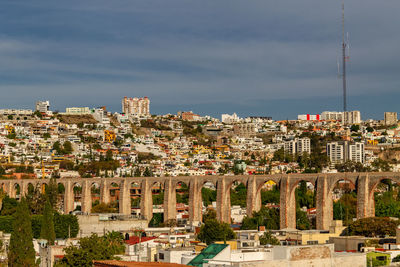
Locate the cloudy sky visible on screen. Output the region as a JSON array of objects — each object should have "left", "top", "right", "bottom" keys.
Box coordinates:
[{"left": 1, "top": 1, "right": 399, "bottom": 119}]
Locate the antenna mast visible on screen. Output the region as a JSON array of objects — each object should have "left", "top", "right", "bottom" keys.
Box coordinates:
[{"left": 342, "top": 1, "right": 347, "bottom": 114}]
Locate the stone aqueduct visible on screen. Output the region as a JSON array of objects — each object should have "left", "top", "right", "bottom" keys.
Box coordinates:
[{"left": 1, "top": 172, "right": 399, "bottom": 230}]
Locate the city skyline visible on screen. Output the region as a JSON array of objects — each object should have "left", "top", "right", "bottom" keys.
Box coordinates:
[{"left": 1, "top": 0, "right": 400, "bottom": 119}]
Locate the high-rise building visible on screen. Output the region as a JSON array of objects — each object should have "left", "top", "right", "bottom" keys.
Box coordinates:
[
  {"left": 122, "top": 96, "right": 150, "bottom": 117},
  {"left": 343, "top": 111, "right": 361, "bottom": 124},
  {"left": 321, "top": 111, "right": 343, "bottom": 121},
  {"left": 35, "top": 101, "right": 50, "bottom": 114},
  {"left": 384, "top": 112, "right": 397, "bottom": 126},
  {"left": 284, "top": 138, "right": 311, "bottom": 155},
  {"left": 327, "top": 141, "right": 364, "bottom": 166}
]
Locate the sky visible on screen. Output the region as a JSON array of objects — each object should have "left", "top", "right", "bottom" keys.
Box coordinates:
[{"left": 0, "top": 0, "right": 400, "bottom": 120}]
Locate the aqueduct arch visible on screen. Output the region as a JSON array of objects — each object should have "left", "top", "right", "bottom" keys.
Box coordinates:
[{"left": 1, "top": 172, "right": 399, "bottom": 230}]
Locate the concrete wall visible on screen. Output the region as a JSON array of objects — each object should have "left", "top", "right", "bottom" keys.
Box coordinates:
[{"left": 77, "top": 215, "right": 147, "bottom": 237}]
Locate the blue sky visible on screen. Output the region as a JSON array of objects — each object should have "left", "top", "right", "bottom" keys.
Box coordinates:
[{"left": 1, "top": 1, "right": 399, "bottom": 120}]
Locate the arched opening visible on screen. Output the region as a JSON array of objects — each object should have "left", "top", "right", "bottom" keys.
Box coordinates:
[
  {"left": 91, "top": 182, "right": 100, "bottom": 208},
  {"left": 57, "top": 183, "right": 65, "bottom": 213},
  {"left": 13, "top": 184, "right": 20, "bottom": 200},
  {"left": 27, "top": 183, "right": 35, "bottom": 195},
  {"left": 244, "top": 180, "right": 280, "bottom": 230},
  {"left": 229, "top": 180, "right": 247, "bottom": 224},
  {"left": 130, "top": 182, "right": 141, "bottom": 217},
  {"left": 294, "top": 180, "right": 315, "bottom": 230},
  {"left": 109, "top": 182, "right": 120, "bottom": 211},
  {"left": 73, "top": 183, "right": 82, "bottom": 211},
  {"left": 175, "top": 181, "right": 189, "bottom": 225},
  {"left": 148, "top": 181, "right": 164, "bottom": 227},
  {"left": 373, "top": 178, "right": 400, "bottom": 218},
  {"left": 332, "top": 179, "right": 357, "bottom": 226},
  {"left": 201, "top": 181, "right": 217, "bottom": 223}
]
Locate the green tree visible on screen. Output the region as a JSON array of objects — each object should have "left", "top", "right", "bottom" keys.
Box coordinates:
[
  {"left": 46, "top": 177, "right": 59, "bottom": 209},
  {"left": 343, "top": 217, "right": 399, "bottom": 237},
  {"left": 201, "top": 187, "right": 217, "bottom": 207},
  {"left": 230, "top": 183, "right": 247, "bottom": 208},
  {"left": 350, "top": 125, "right": 360, "bottom": 132},
  {"left": 59, "top": 232, "right": 125, "bottom": 266},
  {"left": 40, "top": 198, "right": 56, "bottom": 245},
  {"left": 202, "top": 209, "right": 217, "bottom": 223},
  {"left": 197, "top": 219, "right": 236, "bottom": 245},
  {"left": 91, "top": 202, "right": 117, "bottom": 213},
  {"left": 134, "top": 168, "right": 141, "bottom": 177},
  {"left": 261, "top": 186, "right": 280, "bottom": 205},
  {"left": 63, "top": 141, "right": 73, "bottom": 154},
  {"left": 26, "top": 184, "right": 46, "bottom": 215},
  {"left": 53, "top": 141, "right": 62, "bottom": 154},
  {"left": 105, "top": 150, "right": 113, "bottom": 161},
  {"left": 296, "top": 210, "right": 311, "bottom": 230},
  {"left": 0, "top": 196, "right": 18, "bottom": 215},
  {"left": 8, "top": 198, "right": 36, "bottom": 266},
  {"left": 143, "top": 167, "right": 152, "bottom": 177},
  {"left": 241, "top": 207, "right": 280, "bottom": 230},
  {"left": 259, "top": 231, "right": 280, "bottom": 245}
]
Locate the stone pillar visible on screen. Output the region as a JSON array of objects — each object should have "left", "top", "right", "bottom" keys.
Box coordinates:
[
  {"left": 81, "top": 180, "right": 92, "bottom": 214},
  {"left": 216, "top": 177, "right": 230, "bottom": 223},
  {"left": 63, "top": 181, "right": 74, "bottom": 214},
  {"left": 280, "top": 175, "right": 295, "bottom": 229},
  {"left": 357, "top": 174, "right": 372, "bottom": 219},
  {"left": 316, "top": 175, "right": 331, "bottom": 230},
  {"left": 8, "top": 182, "right": 16, "bottom": 198},
  {"left": 20, "top": 181, "right": 29, "bottom": 197},
  {"left": 163, "top": 179, "right": 176, "bottom": 222},
  {"left": 140, "top": 180, "right": 153, "bottom": 221},
  {"left": 246, "top": 176, "right": 259, "bottom": 217},
  {"left": 100, "top": 180, "right": 110, "bottom": 204},
  {"left": 189, "top": 178, "right": 201, "bottom": 222},
  {"left": 119, "top": 180, "right": 131, "bottom": 215}
]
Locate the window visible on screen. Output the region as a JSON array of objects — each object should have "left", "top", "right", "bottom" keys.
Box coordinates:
[
  {"left": 159, "top": 253, "right": 164, "bottom": 260},
  {"left": 307, "top": 240, "right": 318, "bottom": 245}
]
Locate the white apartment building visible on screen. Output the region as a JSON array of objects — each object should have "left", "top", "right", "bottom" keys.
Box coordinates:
[
  {"left": 0, "top": 109, "right": 33, "bottom": 116},
  {"left": 321, "top": 111, "right": 343, "bottom": 121},
  {"left": 343, "top": 110, "right": 361, "bottom": 124},
  {"left": 65, "top": 107, "right": 90, "bottom": 115},
  {"left": 327, "top": 141, "right": 365, "bottom": 166},
  {"left": 122, "top": 96, "right": 150, "bottom": 117},
  {"left": 92, "top": 108, "right": 110, "bottom": 124},
  {"left": 284, "top": 138, "right": 311, "bottom": 155},
  {"left": 221, "top": 113, "right": 240, "bottom": 123},
  {"left": 36, "top": 101, "right": 50, "bottom": 114}
]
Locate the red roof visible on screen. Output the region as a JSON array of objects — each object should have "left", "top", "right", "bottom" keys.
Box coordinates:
[{"left": 125, "top": 236, "right": 157, "bottom": 245}]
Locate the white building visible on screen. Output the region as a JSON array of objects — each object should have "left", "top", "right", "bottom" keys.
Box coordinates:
[
  {"left": 65, "top": 107, "right": 90, "bottom": 115},
  {"left": 327, "top": 141, "right": 365, "bottom": 166},
  {"left": 297, "top": 114, "right": 320, "bottom": 121},
  {"left": 221, "top": 113, "right": 240, "bottom": 123},
  {"left": 92, "top": 108, "right": 110, "bottom": 124},
  {"left": 122, "top": 96, "right": 150, "bottom": 117},
  {"left": 0, "top": 109, "right": 33, "bottom": 116},
  {"left": 284, "top": 138, "right": 311, "bottom": 155},
  {"left": 321, "top": 111, "right": 343, "bottom": 121},
  {"left": 36, "top": 101, "right": 50, "bottom": 114}
]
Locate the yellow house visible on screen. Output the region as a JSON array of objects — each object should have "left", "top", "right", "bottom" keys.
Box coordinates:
[
  {"left": 283, "top": 220, "right": 346, "bottom": 245},
  {"left": 104, "top": 130, "right": 116, "bottom": 143}
]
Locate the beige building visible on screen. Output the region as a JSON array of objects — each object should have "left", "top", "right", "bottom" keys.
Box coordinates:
[
  {"left": 344, "top": 110, "right": 361, "bottom": 124},
  {"left": 384, "top": 112, "right": 397, "bottom": 126},
  {"left": 122, "top": 96, "right": 150, "bottom": 117}
]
